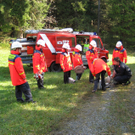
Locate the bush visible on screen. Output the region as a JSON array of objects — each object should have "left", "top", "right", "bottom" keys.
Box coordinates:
[{"left": 0, "top": 35, "right": 15, "bottom": 49}]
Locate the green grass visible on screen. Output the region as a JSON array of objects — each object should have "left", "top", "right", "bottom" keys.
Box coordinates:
[
  {"left": 0, "top": 47, "right": 135, "bottom": 134},
  {"left": 0, "top": 37, "right": 12, "bottom": 49},
  {"left": 105, "top": 49, "right": 135, "bottom": 134},
  {"left": 0, "top": 48, "right": 93, "bottom": 134}
]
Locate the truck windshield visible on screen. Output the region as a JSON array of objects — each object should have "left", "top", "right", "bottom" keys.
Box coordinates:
[
  {"left": 76, "top": 35, "right": 89, "bottom": 54},
  {"left": 92, "top": 38, "right": 102, "bottom": 48}
]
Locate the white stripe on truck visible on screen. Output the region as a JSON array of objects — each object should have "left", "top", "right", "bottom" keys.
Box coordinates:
[{"left": 40, "top": 34, "right": 56, "bottom": 53}]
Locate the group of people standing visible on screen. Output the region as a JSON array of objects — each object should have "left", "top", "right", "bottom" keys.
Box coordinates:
[
  {"left": 60, "top": 40, "right": 132, "bottom": 93},
  {"left": 8, "top": 39, "right": 132, "bottom": 103},
  {"left": 8, "top": 39, "right": 48, "bottom": 103}
]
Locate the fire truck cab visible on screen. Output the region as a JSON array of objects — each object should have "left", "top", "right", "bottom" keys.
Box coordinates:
[{"left": 73, "top": 31, "right": 109, "bottom": 64}]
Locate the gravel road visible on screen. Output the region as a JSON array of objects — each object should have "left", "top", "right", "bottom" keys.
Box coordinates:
[{"left": 50, "top": 84, "right": 135, "bottom": 135}]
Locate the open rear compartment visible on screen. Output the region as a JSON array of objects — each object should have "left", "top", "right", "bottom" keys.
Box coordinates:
[{"left": 17, "top": 36, "right": 37, "bottom": 64}]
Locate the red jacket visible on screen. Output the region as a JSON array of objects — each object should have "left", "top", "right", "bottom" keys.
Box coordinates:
[
  {"left": 112, "top": 46, "right": 127, "bottom": 64},
  {"left": 40, "top": 53, "right": 48, "bottom": 73},
  {"left": 8, "top": 50, "right": 27, "bottom": 86},
  {"left": 91, "top": 58, "right": 111, "bottom": 77},
  {"left": 86, "top": 46, "right": 98, "bottom": 70},
  {"left": 72, "top": 49, "right": 83, "bottom": 68},
  {"left": 33, "top": 46, "right": 47, "bottom": 74},
  {"left": 60, "top": 49, "right": 72, "bottom": 72}
]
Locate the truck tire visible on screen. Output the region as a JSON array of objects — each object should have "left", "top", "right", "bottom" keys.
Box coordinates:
[{"left": 50, "top": 62, "right": 62, "bottom": 72}]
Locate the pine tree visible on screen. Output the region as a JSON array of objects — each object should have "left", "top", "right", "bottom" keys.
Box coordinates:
[
  {"left": 51, "top": 0, "right": 97, "bottom": 32},
  {"left": 0, "top": 0, "right": 50, "bottom": 36},
  {"left": 106, "top": 0, "right": 135, "bottom": 47}
]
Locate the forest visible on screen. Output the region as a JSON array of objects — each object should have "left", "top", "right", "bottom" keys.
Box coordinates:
[{"left": 0, "top": 0, "right": 135, "bottom": 47}]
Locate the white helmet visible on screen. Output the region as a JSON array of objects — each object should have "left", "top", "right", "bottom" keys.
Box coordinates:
[
  {"left": 116, "top": 41, "right": 122, "bottom": 48},
  {"left": 75, "top": 44, "right": 82, "bottom": 51},
  {"left": 11, "top": 41, "right": 22, "bottom": 49},
  {"left": 62, "top": 43, "right": 71, "bottom": 50},
  {"left": 37, "top": 39, "right": 45, "bottom": 47},
  {"left": 90, "top": 40, "right": 97, "bottom": 47}
]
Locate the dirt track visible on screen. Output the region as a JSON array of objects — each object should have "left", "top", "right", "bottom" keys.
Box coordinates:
[{"left": 50, "top": 84, "right": 135, "bottom": 135}]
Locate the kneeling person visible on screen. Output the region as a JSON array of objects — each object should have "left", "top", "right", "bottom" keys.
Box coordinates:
[{"left": 112, "top": 57, "right": 132, "bottom": 85}]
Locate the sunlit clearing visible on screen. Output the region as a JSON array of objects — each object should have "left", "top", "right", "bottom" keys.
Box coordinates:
[
  {"left": 23, "top": 105, "right": 60, "bottom": 112},
  {"left": 72, "top": 93, "right": 78, "bottom": 96},
  {"left": 68, "top": 103, "right": 77, "bottom": 108},
  {"left": 126, "top": 56, "right": 135, "bottom": 64},
  {"left": 122, "top": 133, "right": 134, "bottom": 135},
  {"left": 47, "top": 85, "right": 58, "bottom": 89},
  {"left": 109, "top": 89, "right": 130, "bottom": 92},
  {"left": 0, "top": 81, "right": 12, "bottom": 87},
  {"left": 108, "top": 53, "right": 135, "bottom": 65}
]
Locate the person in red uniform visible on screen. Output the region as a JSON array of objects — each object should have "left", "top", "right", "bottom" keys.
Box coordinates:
[
  {"left": 86, "top": 40, "right": 98, "bottom": 83},
  {"left": 60, "top": 43, "right": 73, "bottom": 84},
  {"left": 72, "top": 44, "right": 83, "bottom": 81},
  {"left": 33, "top": 39, "right": 48, "bottom": 89},
  {"left": 91, "top": 58, "right": 111, "bottom": 93},
  {"left": 8, "top": 41, "right": 35, "bottom": 103},
  {"left": 112, "top": 41, "right": 127, "bottom": 64}
]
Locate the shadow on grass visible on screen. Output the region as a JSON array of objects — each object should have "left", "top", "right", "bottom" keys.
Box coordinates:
[
  {"left": 0, "top": 60, "right": 135, "bottom": 134},
  {"left": 0, "top": 66, "right": 94, "bottom": 134}
]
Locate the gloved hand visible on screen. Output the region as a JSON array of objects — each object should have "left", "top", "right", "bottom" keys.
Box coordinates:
[
  {"left": 34, "top": 73, "right": 39, "bottom": 80},
  {"left": 38, "top": 74, "right": 44, "bottom": 80}
]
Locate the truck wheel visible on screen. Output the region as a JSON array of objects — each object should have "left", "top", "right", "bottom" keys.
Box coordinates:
[
  {"left": 50, "top": 62, "right": 62, "bottom": 72},
  {"left": 101, "top": 58, "right": 107, "bottom": 63}
]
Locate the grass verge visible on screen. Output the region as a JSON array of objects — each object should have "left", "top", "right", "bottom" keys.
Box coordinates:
[
  {"left": 0, "top": 48, "right": 135, "bottom": 134},
  {"left": 0, "top": 48, "right": 93, "bottom": 134}
]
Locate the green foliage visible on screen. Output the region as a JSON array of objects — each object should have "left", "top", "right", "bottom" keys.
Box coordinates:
[
  {"left": 51, "top": 0, "right": 97, "bottom": 31},
  {"left": 0, "top": 0, "right": 50, "bottom": 34},
  {"left": 104, "top": 0, "right": 135, "bottom": 48},
  {"left": 27, "top": 0, "right": 50, "bottom": 30},
  {"left": 0, "top": 48, "right": 93, "bottom": 134},
  {"left": 0, "top": 39, "right": 10, "bottom": 49},
  {"left": 1, "top": 0, "right": 135, "bottom": 47}
]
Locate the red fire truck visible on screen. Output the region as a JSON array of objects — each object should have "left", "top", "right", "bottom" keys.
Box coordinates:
[{"left": 10, "top": 28, "right": 109, "bottom": 72}]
